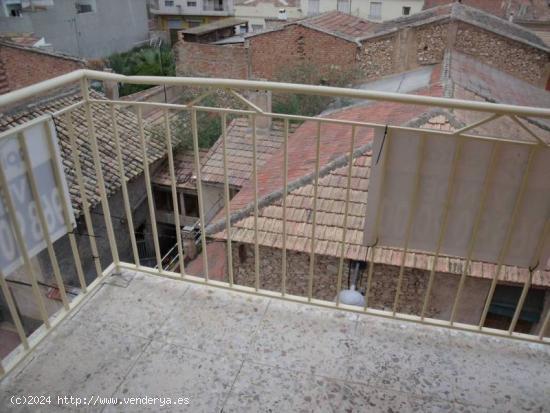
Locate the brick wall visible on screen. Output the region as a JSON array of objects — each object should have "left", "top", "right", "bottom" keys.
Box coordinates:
[
  {"left": 230, "top": 243, "right": 492, "bottom": 325},
  {"left": 0, "top": 45, "right": 83, "bottom": 92},
  {"left": 248, "top": 25, "right": 358, "bottom": 80},
  {"left": 174, "top": 42, "right": 248, "bottom": 79},
  {"left": 454, "top": 22, "right": 549, "bottom": 86},
  {"left": 173, "top": 20, "right": 549, "bottom": 87}
]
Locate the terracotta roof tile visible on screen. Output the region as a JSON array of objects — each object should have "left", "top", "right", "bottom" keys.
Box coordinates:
[
  {"left": 200, "top": 118, "right": 297, "bottom": 188},
  {"left": 0, "top": 90, "right": 167, "bottom": 216}
]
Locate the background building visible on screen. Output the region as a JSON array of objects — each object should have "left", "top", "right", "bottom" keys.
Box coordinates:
[
  {"left": 149, "top": 0, "right": 236, "bottom": 43},
  {"left": 0, "top": 0, "right": 149, "bottom": 58}
]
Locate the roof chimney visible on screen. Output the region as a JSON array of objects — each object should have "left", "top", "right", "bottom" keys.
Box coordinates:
[
  {"left": 102, "top": 68, "right": 119, "bottom": 100},
  {"left": 245, "top": 89, "right": 272, "bottom": 132},
  {"left": 278, "top": 8, "right": 288, "bottom": 20}
]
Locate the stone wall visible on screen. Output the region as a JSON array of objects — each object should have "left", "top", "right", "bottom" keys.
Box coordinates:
[
  {"left": 416, "top": 23, "right": 448, "bottom": 65},
  {"left": 454, "top": 22, "right": 549, "bottom": 86},
  {"left": 247, "top": 25, "right": 358, "bottom": 80},
  {"left": 230, "top": 243, "right": 493, "bottom": 325},
  {"left": 358, "top": 36, "right": 396, "bottom": 81},
  {"left": 175, "top": 42, "right": 249, "bottom": 79}
]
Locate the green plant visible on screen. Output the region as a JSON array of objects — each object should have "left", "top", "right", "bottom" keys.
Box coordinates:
[
  {"left": 272, "top": 62, "right": 360, "bottom": 117},
  {"left": 149, "top": 89, "right": 245, "bottom": 153},
  {"left": 107, "top": 46, "right": 176, "bottom": 96}
]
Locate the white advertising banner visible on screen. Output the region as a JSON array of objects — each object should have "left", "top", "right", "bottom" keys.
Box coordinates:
[
  {"left": 364, "top": 128, "right": 550, "bottom": 269},
  {"left": 0, "top": 118, "right": 76, "bottom": 276}
]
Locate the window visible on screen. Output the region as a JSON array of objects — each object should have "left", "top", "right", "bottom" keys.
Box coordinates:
[
  {"left": 369, "top": 1, "right": 382, "bottom": 20},
  {"left": 402, "top": 6, "right": 411, "bottom": 16},
  {"left": 7, "top": 4, "right": 22, "bottom": 17},
  {"left": 484, "top": 285, "right": 545, "bottom": 334},
  {"left": 307, "top": 0, "right": 319, "bottom": 16},
  {"left": 75, "top": 0, "right": 96, "bottom": 13},
  {"left": 154, "top": 189, "right": 174, "bottom": 212},
  {"left": 251, "top": 24, "right": 263, "bottom": 32},
  {"left": 187, "top": 1, "right": 196, "bottom": 6},
  {"left": 337, "top": 0, "right": 350, "bottom": 13},
  {"left": 187, "top": 19, "right": 202, "bottom": 27},
  {"left": 165, "top": 0, "right": 174, "bottom": 6},
  {"left": 183, "top": 193, "right": 199, "bottom": 217}
]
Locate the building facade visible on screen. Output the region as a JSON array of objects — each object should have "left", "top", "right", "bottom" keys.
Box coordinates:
[
  {"left": 0, "top": 0, "right": 149, "bottom": 58},
  {"left": 149, "top": 0, "right": 236, "bottom": 43}
]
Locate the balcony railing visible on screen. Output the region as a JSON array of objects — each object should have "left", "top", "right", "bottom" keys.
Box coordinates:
[{"left": 0, "top": 70, "right": 549, "bottom": 379}]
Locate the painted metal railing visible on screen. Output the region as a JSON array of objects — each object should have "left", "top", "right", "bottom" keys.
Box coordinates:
[{"left": 0, "top": 69, "right": 549, "bottom": 379}]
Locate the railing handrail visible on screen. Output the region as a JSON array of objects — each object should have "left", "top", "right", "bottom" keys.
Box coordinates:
[{"left": 1, "top": 69, "right": 550, "bottom": 119}]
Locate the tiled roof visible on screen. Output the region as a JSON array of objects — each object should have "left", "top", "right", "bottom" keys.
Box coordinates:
[
  {"left": 209, "top": 66, "right": 550, "bottom": 286},
  {"left": 200, "top": 118, "right": 298, "bottom": 188},
  {"left": 221, "top": 84, "right": 444, "bottom": 215},
  {"left": 0, "top": 90, "right": 167, "bottom": 216},
  {"left": 152, "top": 149, "right": 209, "bottom": 189},
  {"left": 245, "top": 11, "right": 379, "bottom": 43},
  {"left": 424, "top": 0, "right": 550, "bottom": 22},
  {"left": 364, "top": 3, "right": 549, "bottom": 50},
  {"left": 300, "top": 11, "right": 380, "bottom": 41},
  {"left": 215, "top": 147, "right": 549, "bottom": 287}
]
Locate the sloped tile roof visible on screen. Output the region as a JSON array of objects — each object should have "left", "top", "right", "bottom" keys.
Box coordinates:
[
  {"left": 0, "top": 90, "right": 167, "bottom": 216},
  {"left": 152, "top": 149, "right": 209, "bottom": 190},
  {"left": 200, "top": 118, "right": 298, "bottom": 188},
  {"left": 300, "top": 11, "right": 380, "bottom": 41},
  {"left": 245, "top": 11, "right": 380, "bottom": 43},
  {"left": 210, "top": 75, "right": 550, "bottom": 286},
  {"left": 213, "top": 126, "right": 550, "bottom": 287},
  {"left": 223, "top": 84, "right": 444, "bottom": 215}
]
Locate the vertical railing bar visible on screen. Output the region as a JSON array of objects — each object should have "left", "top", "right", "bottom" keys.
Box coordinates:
[
  {"left": 136, "top": 105, "right": 163, "bottom": 271},
  {"left": 364, "top": 247, "right": 375, "bottom": 309},
  {"left": 64, "top": 112, "right": 102, "bottom": 282},
  {"left": 308, "top": 121, "right": 322, "bottom": 302},
  {"left": 421, "top": 138, "right": 463, "bottom": 319},
  {"left": 191, "top": 108, "right": 209, "bottom": 282},
  {"left": 450, "top": 142, "right": 500, "bottom": 324},
  {"left": 364, "top": 128, "right": 393, "bottom": 311},
  {"left": 0, "top": 162, "right": 50, "bottom": 327},
  {"left": 281, "top": 119, "right": 289, "bottom": 296},
  {"left": 164, "top": 109, "right": 185, "bottom": 277},
  {"left": 110, "top": 103, "right": 140, "bottom": 267},
  {"left": 0, "top": 271, "right": 29, "bottom": 349},
  {"left": 478, "top": 146, "right": 537, "bottom": 329},
  {"left": 43, "top": 119, "right": 88, "bottom": 290},
  {"left": 251, "top": 115, "right": 260, "bottom": 291},
  {"left": 508, "top": 218, "right": 550, "bottom": 334},
  {"left": 539, "top": 307, "right": 550, "bottom": 340},
  {"left": 392, "top": 134, "right": 426, "bottom": 315},
  {"left": 81, "top": 79, "right": 120, "bottom": 268},
  {"left": 221, "top": 113, "right": 234, "bottom": 286},
  {"left": 336, "top": 125, "right": 356, "bottom": 306},
  {"left": 18, "top": 133, "right": 69, "bottom": 310}
]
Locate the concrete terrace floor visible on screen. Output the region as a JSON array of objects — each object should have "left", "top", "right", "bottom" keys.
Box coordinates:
[{"left": 1, "top": 270, "right": 549, "bottom": 412}]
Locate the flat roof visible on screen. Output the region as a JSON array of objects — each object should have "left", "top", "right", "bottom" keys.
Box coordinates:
[{"left": 181, "top": 18, "right": 248, "bottom": 36}]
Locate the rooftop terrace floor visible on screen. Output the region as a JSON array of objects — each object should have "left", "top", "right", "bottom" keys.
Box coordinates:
[{"left": 1, "top": 269, "right": 549, "bottom": 412}]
